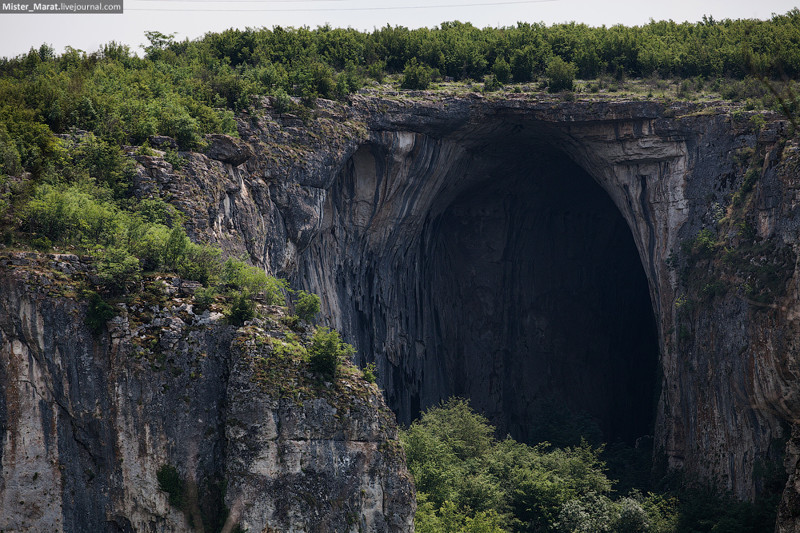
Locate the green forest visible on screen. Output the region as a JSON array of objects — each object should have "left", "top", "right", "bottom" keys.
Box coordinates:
[
  {"left": 3, "top": 11, "right": 800, "bottom": 248},
  {"left": 2, "top": 11, "right": 799, "bottom": 532}
]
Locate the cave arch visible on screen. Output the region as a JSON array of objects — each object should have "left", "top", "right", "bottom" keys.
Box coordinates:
[{"left": 298, "top": 125, "right": 661, "bottom": 446}]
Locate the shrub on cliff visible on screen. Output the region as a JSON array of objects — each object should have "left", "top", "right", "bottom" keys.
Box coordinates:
[
  {"left": 96, "top": 246, "right": 141, "bottom": 294},
  {"left": 68, "top": 134, "right": 135, "bottom": 198},
  {"left": 492, "top": 57, "right": 512, "bottom": 84},
  {"left": 271, "top": 89, "right": 293, "bottom": 115},
  {"left": 401, "top": 58, "right": 433, "bottom": 90},
  {"left": 294, "top": 290, "right": 321, "bottom": 322},
  {"left": 84, "top": 290, "right": 116, "bottom": 334},
  {"left": 308, "top": 327, "right": 354, "bottom": 379},
  {"left": 176, "top": 243, "right": 222, "bottom": 286},
  {"left": 24, "top": 184, "right": 123, "bottom": 245},
  {"left": 220, "top": 257, "right": 287, "bottom": 305},
  {"left": 546, "top": 56, "right": 578, "bottom": 93},
  {"left": 156, "top": 464, "right": 185, "bottom": 508},
  {"left": 226, "top": 292, "right": 257, "bottom": 326}
]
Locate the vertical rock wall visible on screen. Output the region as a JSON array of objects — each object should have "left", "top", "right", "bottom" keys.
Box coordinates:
[{"left": 0, "top": 254, "right": 414, "bottom": 532}]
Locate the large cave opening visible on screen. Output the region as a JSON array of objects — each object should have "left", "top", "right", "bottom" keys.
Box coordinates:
[
  {"left": 301, "top": 129, "right": 661, "bottom": 449},
  {"left": 415, "top": 147, "right": 659, "bottom": 446}
]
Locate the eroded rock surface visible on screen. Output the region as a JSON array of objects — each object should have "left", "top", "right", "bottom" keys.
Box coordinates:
[
  {"left": 0, "top": 253, "right": 414, "bottom": 532},
  {"left": 6, "top": 89, "right": 800, "bottom": 530}
]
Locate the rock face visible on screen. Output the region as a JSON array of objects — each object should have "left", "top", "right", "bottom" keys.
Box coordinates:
[
  {"left": 6, "top": 90, "right": 800, "bottom": 530},
  {"left": 135, "top": 91, "right": 800, "bottom": 523},
  {"left": 0, "top": 253, "right": 414, "bottom": 532}
]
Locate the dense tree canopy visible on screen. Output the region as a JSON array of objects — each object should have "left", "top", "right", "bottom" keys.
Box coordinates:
[{"left": 0, "top": 11, "right": 798, "bottom": 168}]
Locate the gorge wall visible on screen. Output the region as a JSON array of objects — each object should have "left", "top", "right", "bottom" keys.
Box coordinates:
[
  {"left": 151, "top": 90, "right": 800, "bottom": 523},
  {"left": 6, "top": 89, "right": 800, "bottom": 531}
]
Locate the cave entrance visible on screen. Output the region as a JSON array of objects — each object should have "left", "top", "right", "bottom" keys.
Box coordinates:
[{"left": 419, "top": 145, "right": 659, "bottom": 447}]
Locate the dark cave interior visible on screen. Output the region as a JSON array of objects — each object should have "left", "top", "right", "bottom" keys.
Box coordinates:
[{"left": 416, "top": 146, "right": 660, "bottom": 446}]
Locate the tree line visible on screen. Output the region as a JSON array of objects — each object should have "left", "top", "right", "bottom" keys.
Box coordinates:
[{"left": 2, "top": 11, "right": 800, "bottom": 162}]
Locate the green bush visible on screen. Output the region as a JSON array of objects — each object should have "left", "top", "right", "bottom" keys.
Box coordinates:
[
  {"left": 483, "top": 75, "right": 502, "bottom": 93},
  {"left": 84, "top": 290, "right": 116, "bottom": 334},
  {"left": 308, "top": 327, "right": 354, "bottom": 379},
  {"left": 69, "top": 134, "right": 135, "bottom": 198},
  {"left": 492, "top": 57, "right": 512, "bottom": 84},
  {"left": 131, "top": 224, "right": 171, "bottom": 270},
  {"left": 416, "top": 498, "right": 505, "bottom": 533},
  {"left": 297, "top": 61, "right": 337, "bottom": 100},
  {"left": 555, "top": 492, "right": 617, "bottom": 532},
  {"left": 363, "top": 362, "right": 377, "bottom": 384},
  {"left": 160, "top": 106, "right": 202, "bottom": 150},
  {"left": 177, "top": 243, "right": 222, "bottom": 285},
  {"left": 294, "top": 290, "right": 320, "bottom": 322},
  {"left": 96, "top": 246, "right": 141, "bottom": 294},
  {"left": 163, "top": 225, "right": 189, "bottom": 270},
  {"left": 0, "top": 126, "right": 23, "bottom": 177},
  {"left": 221, "top": 258, "right": 286, "bottom": 305},
  {"left": 401, "top": 58, "right": 433, "bottom": 90},
  {"left": 193, "top": 286, "right": 217, "bottom": 310},
  {"left": 134, "top": 197, "right": 183, "bottom": 227},
  {"left": 24, "top": 184, "right": 123, "bottom": 245},
  {"left": 271, "top": 89, "right": 293, "bottom": 115},
  {"left": 367, "top": 60, "right": 386, "bottom": 83},
  {"left": 555, "top": 490, "right": 678, "bottom": 533},
  {"left": 156, "top": 464, "right": 185, "bottom": 508},
  {"left": 0, "top": 175, "right": 10, "bottom": 221},
  {"left": 689, "top": 228, "right": 718, "bottom": 256},
  {"left": 31, "top": 235, "right": 52, "bottom": 251},
  {"left": 510, "top": 47, "right": 537, "bottom": 82},
  {"left": 546, "top": 56, "right": 578, "bottom": 93},
  {"left": 163, "top": 149, "right": 186, "bottom": 170},
  {"left": 226, "top": 291, "right": 257, "bottom": 326}
]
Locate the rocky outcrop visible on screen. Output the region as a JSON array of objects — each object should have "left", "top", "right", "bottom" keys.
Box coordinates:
[
  {"left": 204, "top": 134, "right": 253, "bottom": 166},
  {"left": 226, "top": 324, "right": 413, "bottom": 533},
  {"left": 0, "top": 252, "right": 414, "bottom": 532},
  {"left": 132, "top": 91, "right": 800, "bottom": 522}
]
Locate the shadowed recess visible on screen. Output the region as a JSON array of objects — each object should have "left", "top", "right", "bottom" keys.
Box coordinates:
[
  {"left": 422, "top": 151, "right": 658, "bottom": 445},
  {"left": 299, "top": 133, "right": 660, "bottom": 447}
]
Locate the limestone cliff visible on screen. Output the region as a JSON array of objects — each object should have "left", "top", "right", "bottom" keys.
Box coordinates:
[
  {"left": 6, "top": 88, "right": 800, "bottom": 530},
  {"left": 134, "top": 90, "right": 800, "bottom": 528},
  {"left": 0, "top": 252, "right": 414, "bottom": 532}
]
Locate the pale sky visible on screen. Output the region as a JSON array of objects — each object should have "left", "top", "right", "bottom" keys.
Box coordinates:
[{"left": 0, "top": 0, "right": 797, "bottom": 59}]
